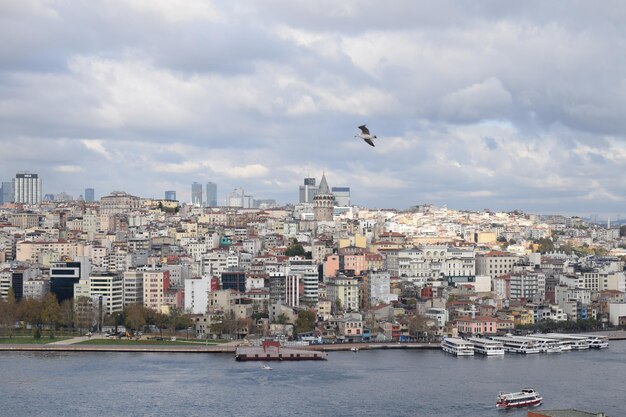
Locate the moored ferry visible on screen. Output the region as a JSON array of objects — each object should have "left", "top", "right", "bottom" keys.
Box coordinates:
[
  {"left": 440, "top": 337, "right": 474, "bottom": 356},
  {"left": 467, "top": 337, "right": 504, "bottom": 356},
  {"left": 496, "top": 388, "right": 542, "bottom": 409},
  {"left": 541, "top": 333, "right": 590, "bottom": 350},
  {"left": 512, "top": 335, "right": 562, "bottom": 353},
  {"left": 580, "top": 334, "right": 609, "bottom": 349},
  {"left": 488, "top": 335, "right": 541, "bottom": 354}
]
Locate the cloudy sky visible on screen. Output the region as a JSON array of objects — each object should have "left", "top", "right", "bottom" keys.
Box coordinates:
[{"left": 1, "top": 1, "right": 625, "bottom": 216}]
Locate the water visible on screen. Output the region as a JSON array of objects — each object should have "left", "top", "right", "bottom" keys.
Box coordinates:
[{"left": 1, "top": 342, "right": 625, "bottom": 417}]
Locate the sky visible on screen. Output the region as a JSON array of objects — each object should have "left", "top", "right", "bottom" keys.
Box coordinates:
[{"left": 1, "top": 1, "right": 626, "bottom": 217}]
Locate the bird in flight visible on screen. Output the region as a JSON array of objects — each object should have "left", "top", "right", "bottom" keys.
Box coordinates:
[{"left": 356, "top": 125, "right": 377, "bottom": 147}]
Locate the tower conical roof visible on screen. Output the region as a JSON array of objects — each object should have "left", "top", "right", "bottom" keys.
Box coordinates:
[{"left": 318, "top": 173, "right": 330, "bottom": 195}]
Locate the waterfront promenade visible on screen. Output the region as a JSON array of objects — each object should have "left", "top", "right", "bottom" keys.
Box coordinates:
[{"left": 2, "top": 330, "right": 624, "bottom": 354}]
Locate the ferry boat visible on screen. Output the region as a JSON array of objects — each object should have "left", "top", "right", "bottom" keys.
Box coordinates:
[
  {"left": 513, "top": 336, "right": 562, "bottom": 353},
  {"left": 440, "top": 337, "right": 474, "bottom": 356},
  {"left": 580, "top": 334, "right": 609, "bottom": 349},
  {"left": 488, "top": 336, "right": 541, "bottom": 354},
  {"left": 467, "top": 337, "right": 504, "bottom": 356},
  {"left": 541, "top": 333, "right": 589, "bottom": 350},
  {"left": 496, "top": 388, "right": 542, "bottom": 409}
]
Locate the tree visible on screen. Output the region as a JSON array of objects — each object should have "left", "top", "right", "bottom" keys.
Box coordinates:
[
  {"left": 59, "top": 299, "right": 75, "bottom": 331},
  {"left": 408, "top": 313, "right": 429, "bottom": 337},
  {"left": 74, "top": 297, "right": 96, "bottom": 334},
  {"left": 154, "top": 313, "right": 169, "bottom": 337},
  {"left": 294, "top": 310, "right": 316, "bottom": 334},
  {"left": 0, "top": 289, "right": 17, "bottom": 337},
  {"left": 275, "top": 313, "right": 288, "bottom": 324},
  {"left": 41, "top": 293, "right": 61, "bottom": 335},
  {"left": 285, "top": 242, "right": 306, "bottom": 257},
  {"left": 536, "top": 238, "right": 555, "bottom": 253},
  {"left": 124, "top": 304, "right": 147, "bottom": 332},
  {"left": 18, "top": 298, "right": 43, "bottom": 330}
]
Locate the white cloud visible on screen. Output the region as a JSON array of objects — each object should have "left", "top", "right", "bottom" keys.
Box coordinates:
[
  {"left": 80, "top": 140, "right": 111, "bottom": 160},
  {"left": 228, "top": 164, "right": 269, "bottom": 179},
  {"left": 53, "top": 165, "right": 83, "bottom": 173}
]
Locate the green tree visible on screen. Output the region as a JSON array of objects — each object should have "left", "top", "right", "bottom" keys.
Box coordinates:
[
  {"left": 536, "top": 238, "right": 555, "bottom": 253},
  {"left": 124, "top": 303, "right": 147, "bottom": 332},
  {"left": 154, "top": 313, "right": 169, "bottom": 337},
  {"left": 59, "top": 299, "right": 75, "bottom": 331},
  {"left": 41, "top": 293, "right": 61, "bottom": 335},
  {"left": 275, "top": 313, "right": 288, "bottom": 324},
  {"left": 18, "top": 298, "right": 43, "bottom": 329},
  {"left": 0, "top": 289, "right": 17, "bottom": 337},
  {"left": 285, "top": 242, "right": 306, "bottom": 257},
  {"left": 294, "top": 310, "right": 316, "bottom": 334}
]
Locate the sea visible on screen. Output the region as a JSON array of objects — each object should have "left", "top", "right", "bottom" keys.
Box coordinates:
[{"left": 1, "top": 341, "right": 624, "bottom": 417}]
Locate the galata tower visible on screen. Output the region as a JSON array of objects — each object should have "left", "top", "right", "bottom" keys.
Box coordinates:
[{"left": 313, "top": 173, "right": 335, "bottom": 222}]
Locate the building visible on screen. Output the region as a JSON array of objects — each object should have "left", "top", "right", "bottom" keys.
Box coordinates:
[
  {"left": 50, "top": 261, "right": 90, "bottom": 304},
  {"left": 191, "top": 182, "right": 203, "bottom": 205},
  {"left": 143, "top": 270, "right": 170, "bottom": 312},
  {"left": 164, "top": 190, "right": 176, "bottom": 201},
  {"left": 87, "top": 273, "right": 123, "bottom": 314},
  {"left": 1, "top": 181, "right": 14, "bottom": 204},
  {"left": 228, "top": 188, "right": 253, "bottom": 208},
  {"left": 299, "top": 177, "right": 317, "bottom": 203},
  {"left": 206, "top": 182, "right": 217, "bottom": 207},
  {"left": 510, "top": 271, "right": 545, "bottom": 301},
  {"left": 326, "top": 275, "right": 359, "bottom": 312},
  {"left": 123, "top": 270, "right": 144, "bottom": 306},
  {"left": 331, "top": 187, "right": 351, "bottom": 206},
  {"left": 313, "top": 173, "right": 334, "bottom": 222},
  {"left": 184, "top": 276, "right": 212, "bottom": 315},
  {"left": 100, "top": 191, "right": 141, "bottom": 215},
  {"left": 13, "top": 172, "right": 42, "bottom": 205},
  {"left": 221, "top": 270, "right": 246, "bottom": 292},
  {"left": 23, "top": 279, "right": 49, "bottom": 299},
  {"left": 84, "top": 188, "right": 95, "bottom": 202},
  {"left": 476, "top": 250, "right": 519, "bottom": 279}
]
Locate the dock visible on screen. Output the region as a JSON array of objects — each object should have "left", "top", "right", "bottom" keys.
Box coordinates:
[{"left": 235, "top": 341, "right": 327, "bottom": 361}]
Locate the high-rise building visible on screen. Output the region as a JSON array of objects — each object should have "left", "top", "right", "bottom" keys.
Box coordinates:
[
  {"left": 332, "top": 187, "right": 351, "bottom": 206},
  {"left": 206, "top": 182, "right": 217, "bottom": 207},
  {"left": 165, "top": 190, "right": 176, "bottom": 201},
  {"left": 50, "top": 261, "right": 91, "bottom": 304},
  {"left": 191, "top": 182, "right": 203, "bottom": 205},
  {"left": 13, "top": 172, "right": 41, "bottom": 205},
  {"left": 84, "top": 188, "right": 95, "bottom": 202},
  {"left": 228, "top": 188, "right": 253, "bottom": 208},
  {"left": 314, "top": 173, "right": 334, "bottom": 222},
  {"left": 299, "top": 177, "right": 318, "bottom": 203}
]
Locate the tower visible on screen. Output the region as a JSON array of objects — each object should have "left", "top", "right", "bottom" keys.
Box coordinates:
[
  {"left": 13, "top": 172, "right": 41, "bottom": 205},
  {"left": 191, "top": 182, "right": 203, "bottom": 205},
  {"left": 299, "top": 177, "right": 318, "bottom": 203},
  {"left": 313, "top": 173, "right": 335, "bottom": 222},
  {"left": 206, "top": 182, "right": 217, "bottom": 207},
  {"left": 85, "top": 188, "right": 95, "bottom": 202}
]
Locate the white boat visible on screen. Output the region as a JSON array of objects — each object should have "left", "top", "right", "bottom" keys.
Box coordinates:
[
  {"left": 496, "top": 388, "right": 542, "bottom": 409},
  {"left": 261, "top": 365, "right": 272, "bottom": 370},
  {"left": 542, "top": 333, "right": 589, "bottom": 350},
  {"left": 512, "top": 336, "right": 562, "bottom": 353},
  {"left": 488, "top": 336, "right": 541, "bottom": 354},
  {"left": 579, "top": 334, "right": 609, "bottom": 349},
  {"left": 440, "top": 337, "right": 474, "bottom": 356},
  {"left": 467, "top": 337, "right": 504, "bottom": 356},
  {"left": 350, "top": 347, "right": 359, "bottom": 352}
]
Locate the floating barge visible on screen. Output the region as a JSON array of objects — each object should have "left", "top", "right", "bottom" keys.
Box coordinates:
[{"left": 235, "top": 341, "right": 327, "bottom": 361}]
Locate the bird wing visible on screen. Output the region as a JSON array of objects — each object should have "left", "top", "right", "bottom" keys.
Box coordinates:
[
  {"left": 358, "top": 125, "right": 370, "bottom": 135},
  {"left": 363, "top": 137, "right": 375, "bottom": 147}
]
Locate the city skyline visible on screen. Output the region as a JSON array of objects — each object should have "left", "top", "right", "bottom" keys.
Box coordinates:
[{"left": 2, "top": 2, "right": 626, "bottom": 215}]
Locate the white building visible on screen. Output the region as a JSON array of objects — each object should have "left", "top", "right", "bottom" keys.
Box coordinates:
[
  {"left": 184, "top": 276, "right": 211, "bottom": 314},
  {"left": 13, "top": 172, "right": 42, "bottom": 205},
  {"left": 476, "top": 250, "right": 519, "bottom": 279},
  {"left": 123, "top": 270, "right": 144, "bottom": 306},
  {"left": 86, "top": 273, "right": 123, "bottom": 314}
]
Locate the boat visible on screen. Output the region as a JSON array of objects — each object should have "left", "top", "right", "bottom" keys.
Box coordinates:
[
  {"left": 467, "top": 337, "right": 504, "bottom": 356},
  {"left": 440, "top": 337, "right": 474, "bottom": 356},
  {"left": 350, "top": 347, "right": 359, "bottom": 352},
  {"left": 261, "top": 365, "right": 272, "bottom": 370},
  {"left": 580, "top": 334, "right": 609, "bottom": 349},
  {"left": 488, "top": 336, "right": 541, "bottom": 354},
  {"left": 496, "top": 388, "right": 542, "bottom": 409},
  {"left": 541, "top": 333, "right": 589, "bottom": 350}
]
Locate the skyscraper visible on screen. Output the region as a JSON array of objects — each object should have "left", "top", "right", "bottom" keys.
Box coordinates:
[
  {"left": 332, "top": 187, "right": 351, "bottom": 206},
  {"left": 84, "top": 188, "right": 95, "bottom": 202},
  {"left": 206, "top": 182, "right": 217, "bottom": 207},
  {"left": 165, "top": 190, "right": 176, "bottom": 200},
  {"left": 299, "top": 177, "right": 318, "bottom": 203},
  {"left": 191, "top": 182, "right": 203, "bottom": 205},
  {"left": 13, "top": 172, "right": 41, "bottom": 205}
]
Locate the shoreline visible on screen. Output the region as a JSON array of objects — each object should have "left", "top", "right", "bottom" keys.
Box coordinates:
[
  {"left": 1, "top": 330, "right": 624, "bottom": 354},
  {"left": 0, "top": 342, "right": 440, "bottom": 354}
]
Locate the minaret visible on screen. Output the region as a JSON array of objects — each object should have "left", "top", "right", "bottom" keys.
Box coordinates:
[{"left": 314, "top": 173, "right": 335, "bottom": 222}]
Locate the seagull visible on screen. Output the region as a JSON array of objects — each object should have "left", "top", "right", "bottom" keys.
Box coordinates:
[{"left": 356, "top": 124, "right": 377, "bottom": 147}]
